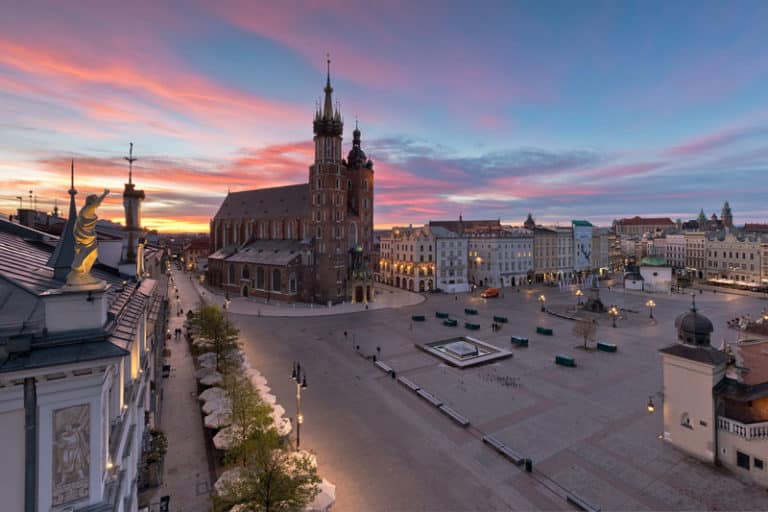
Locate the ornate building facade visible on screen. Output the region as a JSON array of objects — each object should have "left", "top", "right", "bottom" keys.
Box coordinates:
[{"left": 207, "top": 64, "right": 375, "bottom": 304}]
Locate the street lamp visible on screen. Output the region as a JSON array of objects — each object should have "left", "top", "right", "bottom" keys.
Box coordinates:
[
  {"left": 291, "top": 362, "right": 308, "bottom": 450},
  {"left": 608, "top": 305, "right": 619, "bottom": 328},
  {"left": 647, "top": 396, "right": 655, "bottom": 413},
  {"left": 538, "top": 294, "right": 546, "bottom": 312},
  {"left": 646, "top": 299, "right": 656, "bottom": 319},
  {"left": 575, "top": 289, "right": 583, "bottom": 306}
]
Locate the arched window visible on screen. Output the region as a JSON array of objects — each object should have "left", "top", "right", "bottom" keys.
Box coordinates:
[
  {"left": 349, "top": 222, "right": 358, "bottom": 248},
  {"left": 289, "top": 273, "right": 297, "bottom": 293},
  {"left": 272, "top": 269, "right": 281, "bottom": 291},
  {"left": 242, "top": 265, "right": 250, "bottom": 279},
  {"left": 256, "top": 267, "right": 265, "bottom": 289},
  {"left": 347, "top": 180, "right": 352, "bottom": 190},
  {"left": 228, "top": 264, "right": 235, "bottom": 284}
]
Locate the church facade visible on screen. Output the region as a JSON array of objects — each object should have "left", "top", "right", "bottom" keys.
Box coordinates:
[{"left": 207, "top": 65, "right": 375, "bottom": 304}]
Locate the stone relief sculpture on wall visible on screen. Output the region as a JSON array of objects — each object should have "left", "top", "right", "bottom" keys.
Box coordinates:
[
  {"left": 52, "top": 404, "right": 90, "bottom": 506},
  {"left": 66, "top": 189, "right": 109, "bottom": 288}
]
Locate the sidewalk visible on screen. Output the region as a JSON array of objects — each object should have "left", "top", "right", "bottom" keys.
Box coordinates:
[
  {"left": 143, "top": 270, "right": 212, "bottom": 512},
  {"left": 189, "top": 276, "right": 426, "bottom": 317}
]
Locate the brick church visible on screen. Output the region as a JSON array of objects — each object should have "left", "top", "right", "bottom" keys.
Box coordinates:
[{"left": 207, "top": 63, "right": 375, "bottom": 304}]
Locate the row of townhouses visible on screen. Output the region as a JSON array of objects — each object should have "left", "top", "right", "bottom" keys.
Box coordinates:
[{"left": 377, "top": 216, "right": 612, "bottom": 293}]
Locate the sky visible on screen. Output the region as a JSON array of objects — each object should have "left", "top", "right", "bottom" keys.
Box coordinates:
[{"left": 1, "top": 0, "right": 767, "bottom": 233}]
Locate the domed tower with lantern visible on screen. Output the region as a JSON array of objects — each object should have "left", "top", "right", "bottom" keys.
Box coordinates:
[{"left": 345, "top": 120, "right": 375, "bottom": 304}]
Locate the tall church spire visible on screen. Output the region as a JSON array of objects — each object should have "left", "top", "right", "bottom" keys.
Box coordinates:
[{"left": 323, "top": 54, "right": 334, "bottom": 120}]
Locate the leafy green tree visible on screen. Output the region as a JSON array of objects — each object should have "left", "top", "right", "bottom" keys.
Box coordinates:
[
  {"left": 193, "top": 304, "right": 240, "bottom": 371},
  {"left": 215, "top": 446, "right": 320, "bottom": 512},
  {"left": 223, "top": 374, "right": 278, "bottom": 466}
]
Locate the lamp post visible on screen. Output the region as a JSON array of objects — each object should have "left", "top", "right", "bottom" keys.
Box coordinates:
[
  {"left": 647, "top": 391, "right": 664, "bottom": 413},
  {"left": 538, "top": 294, "right": 546, "bottom": 312},
  {"left": 609, "top": 305, "right": 619, "bottom": 328},
  {"left": 646, "top": 299, "right": 656, "bottom": 319},
  {"left": 291, "top": 361, "right": 308, "bottom": 450},
  {"left": 575, "top": 289, "right": 583, "bottom": 306}
]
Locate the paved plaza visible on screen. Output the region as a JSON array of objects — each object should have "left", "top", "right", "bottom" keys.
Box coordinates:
[{"left": 224, "top": 284, "right": 768, "bottom": 511}]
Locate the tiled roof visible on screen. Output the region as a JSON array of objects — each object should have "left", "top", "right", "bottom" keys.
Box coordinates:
[
  {"left": 744, "top": 223, "right": 768, "bottom": 233},
  {"left": 659, "top": 343, "right": 727, "bottom": 365},
  {"left": 211, "top": 240, "right": 304, "bottom": 266},
  {"left": 213, "top": 184, "right": 309, "bottom": 220}
]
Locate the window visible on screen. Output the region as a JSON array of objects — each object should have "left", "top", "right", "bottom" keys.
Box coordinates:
[
  {"left": 242, "top": 266, "right": 250, "bottom": 279},
  {"left": 256, "top": 267, "right": 265, "bottom": 289},
  {"left": 680, "top": 412, "right": 692, "bottom": 429},
  {"left": 755, "top": 458, "right": 764, "bottom": 470},
  {"left": 737, "top": 451, "right": 750, "bottom": 470},
  {"left": 272, "top": 269, "right": 281, "bottom": 291}
]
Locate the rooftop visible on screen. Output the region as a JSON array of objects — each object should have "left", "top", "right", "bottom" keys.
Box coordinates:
[{"left": 213, "top": 183, "right": 308, "bottom": 220}]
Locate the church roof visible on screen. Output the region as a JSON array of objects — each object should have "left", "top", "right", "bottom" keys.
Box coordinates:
[
  {"left": 213, "top": 184, "right": 309, "bottom": 220},
  {"left": 659, "top": 343, "right": 727, "bottom": 366},
  {"left": 210, "top": 239, "right": 304, "bottom": 266}
]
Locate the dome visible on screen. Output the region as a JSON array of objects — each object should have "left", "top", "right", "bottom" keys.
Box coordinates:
[{"left": 675, "top": 302, "right": 714, "bottom": 346}]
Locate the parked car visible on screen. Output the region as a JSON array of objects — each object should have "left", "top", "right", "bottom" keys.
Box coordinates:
[{"left": 480, "top": 287, "right": 500, "bottom": 298}]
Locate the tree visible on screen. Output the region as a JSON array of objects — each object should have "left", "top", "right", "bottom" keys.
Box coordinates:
[
  {"left": 215, "top": 445, "right": 321, "bottom": 512},
  {"left": 224, "top": 374, "right": 278, "bottom": 466},
  {"left": 572, "top": 317, "right": 598, "bottom": 350},
  {"left": 192, "top": 304, "right": 240, "bottom": 371}
]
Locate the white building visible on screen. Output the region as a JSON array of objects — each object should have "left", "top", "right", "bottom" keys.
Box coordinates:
[
  {"left": 0, "top": 218, "right": 167, "bottom": 512},
  {"left": 665, "top": 234, "right": 686, "bottom": 269},
  {"left": 466, "top": 226, "right": 533, "bottom": 288},
  {"left": 639, "top": 256, "right": 673, "bottom": 293},
  {"left": 554, "top": 226, "right": 574, "bottom": 280},
  {"left": 379, "top": 225, "right": 437, "bottom": 292},
  {"left": 705, "top": 233, "right": 763, "bottom": 286},
  {"left": 432, "top": 226, "right": 470, "bottom": 293},
  {"left": 572, "top": 220, "right": 592, "bottom": 273},
  {"left": 660, "top": 304, "right": 768, "bottom": 486}
]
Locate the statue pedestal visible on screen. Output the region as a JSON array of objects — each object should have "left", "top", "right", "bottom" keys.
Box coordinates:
[{"left": 41, "top": 282, "right": 110, "bottom": 333}]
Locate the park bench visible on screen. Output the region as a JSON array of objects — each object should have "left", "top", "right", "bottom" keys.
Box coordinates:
[
  {"left": 481, "top": 434, "right": 524, "bottom": 465},
  {"left": 555, "top": 354, "right": 576, "bottom": 367},
  {"left": 435, "top": 311, "right": 450, "bottom": 319},
  {"left": 511, "top": 336, "right": 529, "bottom": 347},
  {"left": 443, "top": 318, "right": 458, "bottom": 327},
  {"left": 596, "top": 341, "right": 617, "bottom": 353},
  {"left": 375, "top": 361, "right": 394, "bottom": 374},
  {"left": 536, "top": 326, "right": 553, "bottom": 335},
  {"left": 439, "top": 404, "right": 471, "bottom": 427},
  {"left": 411, "top": 315, "right": 426, "bottom": 322},
  {"left": 493, "top": 315, "right": 508, "bottom": 323},
  {"left": 464, "top": 308, "right": 479, "bottom": 315},
  {"left": 417, "top": 388, "right": 443, "bottom": 407},
  {"left": 397, "top": 376, "right": 420, "bottom": 392},
  {"left": 566, "top": 493, "right": 601, "bottom": 512},
  {"left": 465, "top": 322, "right": 481, "bottom": 330}
]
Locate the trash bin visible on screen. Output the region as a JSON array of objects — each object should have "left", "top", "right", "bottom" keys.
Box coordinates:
[{"left": 525, "top": 459, "right": 533, "bottom": 472}]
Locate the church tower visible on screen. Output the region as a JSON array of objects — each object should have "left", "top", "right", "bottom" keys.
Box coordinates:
[
  {"left": 309, "top": 59, "right": 347, "bottom": 304},
  {"left": 721, "top": 201, "right": 733, "bottom": 229},
  {"left": 345, "top": 121, "right": 374, "bottom": 303},
  {"left": 121, "top": 142, "right": 145, "bottom": 278}
]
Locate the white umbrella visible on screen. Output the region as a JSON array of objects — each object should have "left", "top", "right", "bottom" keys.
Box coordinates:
[
  {"left": 255, "top": 383, "right": 271, "bottom": 395},
  {"left": 199, "top": 386, "right": 226, "bottom": 403},
  {"left": 198, "top": 352, "right": 217, "bottom": 368},
  {"left": 202, "top": 396, "right": 232, "bottom": 415},
  {"left": 273, "top": 416, "right": 292, "bottom": 437},
  {"left": 260, "top": 393, "right": 277, "bottom": 405},
  {"left": 204, "top": 410, "right": 231, "bottom": 429},
  {"left": 305, "top": 478, "right": 336, "bottom": 512},
  {"left": 200, "top": 371, "right": 224, "bottom": 387},
  {"left": 213, "top": 425, "right": 242, "bottom": 451},
  {"left": 214, "top": 467, "right": 244, "bottom": 495},
  {"left": 249, "top": 372, "right": 268, "bottom": 387},
  {"left": 271, "top": 404, "right": 286, "bottom": 418}
]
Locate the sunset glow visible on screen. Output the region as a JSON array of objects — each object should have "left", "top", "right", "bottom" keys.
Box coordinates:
[{"left": 2, "top": 1, "right": 768, "bottom": 232}]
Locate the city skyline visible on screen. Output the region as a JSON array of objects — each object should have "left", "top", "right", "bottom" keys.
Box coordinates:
[{"left": 2, "top": 1, "right": 768, "bottom": 233}]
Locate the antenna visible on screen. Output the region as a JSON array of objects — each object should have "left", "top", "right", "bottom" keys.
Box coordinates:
[
  {"left": 28, "top": 190, "right": 32, "bottom": 209},
  {"left": 124, "top": 142, "right": 137, "bottom": 185}
]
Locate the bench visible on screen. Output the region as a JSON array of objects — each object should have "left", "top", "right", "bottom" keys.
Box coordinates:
[
  {"left": 493, "top": 315, "right": 508, "bottom": 323},
  {"left": 566, "top": 494, "right": 601, "bottom": 512},
  {"left": 596, "top": 341, "right": 617, "bottom": 353},
  {"left": 443, "top": 319, "right": 458, "bottom": 327},
  {"left": 411, "top": 315, "right": 426, "bottom": 322},
  {"left": 555, "top": 354, "right": 576, "bottom": 367},
  {"left": 374, "top": 361, "right": 393, "bottom": 374},
  {"left": 435, "top": 312, "right": 450, "bottom": 319},
  {"left": 536, "top": 326, "right": 554, "bottom": 335},
  {"left": 438, "top": 405, "right": 470, "bottom": 427},
  {"left": 464, "top": 308, "right": 478, "bottom": 315},
  {"left": 511, "top": 336, "right": 529, "bottom": 347},
  {"left": 465, "top": 322, "right": 481, "bottom": 330},
  {"left": 416, "top": 389, "right": 443, "bottom": 407},
  {"left": 481, "top": 434, "right": 524, "bottom": 465},
  {"left": 397, "top": 376, "right": 420, "bottom": 392}
]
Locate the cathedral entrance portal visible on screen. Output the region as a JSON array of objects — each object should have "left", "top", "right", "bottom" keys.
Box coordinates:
[
  {"left": 242, "top": 285, "right": 249, "bottom": 297},
  {"left": 355, "top": 285, "right": 364, "bottom": 303}
]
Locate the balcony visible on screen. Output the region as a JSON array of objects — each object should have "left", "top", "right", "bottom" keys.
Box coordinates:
[{"left": 718, "top": 416, "right": 768, "bottom": 440}]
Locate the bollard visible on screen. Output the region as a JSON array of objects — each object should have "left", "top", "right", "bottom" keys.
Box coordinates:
[{"left": 525, "top": 458, "right": 533, "bottom": 472}]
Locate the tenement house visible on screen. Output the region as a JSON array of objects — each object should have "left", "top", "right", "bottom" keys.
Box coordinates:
[
  {"left": 378, "top": 225, "right": 436, "bottom": 292},
  {"left": 0, "top": 169, "right": 167, "bottom": 512},
  {"left": 614, "top": 216, "right": 675, "bottom": 237},
  {"left": 207, "top": 63, "right": 374, "bottom": 304},
  {"left": 705, "top": 233, "right": 762, "bottom": 286}
]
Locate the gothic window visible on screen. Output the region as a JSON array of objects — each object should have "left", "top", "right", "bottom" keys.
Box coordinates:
[
  {"left": 289, "top": 273, "right": 297, "bottom": 293},
  {"left": 364, "top": 179, "right": 369, "bottom": 191},
  {"left": 348, "top": 180, "right": 352, "bottom": 190},
  {"left": 242, "top": 266, "right": 250, "bottom": 280},
  {"left": 228, "top": 264, "right": 235, "bottom": 284},
  {"left": 316, "top": 177, "right": 321, "bottom": 188},
  {"left": 363, "top": 198, "right": 368, "bottom": 209},
  {"left": 316, "top": 210, "right": 321, "bottom": 222},
  {"left": 272, "top": 222, "right": 279, "bottom": 239},
  {"left": 272, "top": 269, "right": 281, "bottom": 291},
  {"left": 336, "top": 178, "right": 340, "bottom": 189},
  {"left": 316, "top": 226, "right": 322, "bottom": 238},
  {"left": 256, "top": 267, "right": 265, "bottom": 289}
]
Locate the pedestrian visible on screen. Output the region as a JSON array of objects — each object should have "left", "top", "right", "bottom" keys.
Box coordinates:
[{"left": 455, "top": 295, "right": 458, "bottom": 301}]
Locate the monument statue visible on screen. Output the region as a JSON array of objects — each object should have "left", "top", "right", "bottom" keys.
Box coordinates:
[{"left": 66, "top": 189, "right": 109, "bottom": 287}]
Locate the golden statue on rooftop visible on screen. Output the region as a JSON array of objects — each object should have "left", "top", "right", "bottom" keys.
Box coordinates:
[{"left": 66, "top": 189, "right": 110, "bottom": 287}]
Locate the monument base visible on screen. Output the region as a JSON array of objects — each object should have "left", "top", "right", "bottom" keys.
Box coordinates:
[{"left": 41, "top": 281, "right": 110, "bottom": 333}]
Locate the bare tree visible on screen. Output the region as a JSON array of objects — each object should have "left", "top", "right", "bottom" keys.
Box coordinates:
[{"left": 572, "top": 317, "right": 598, "bottom": 350}]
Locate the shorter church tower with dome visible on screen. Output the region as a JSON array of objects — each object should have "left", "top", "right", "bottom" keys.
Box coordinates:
[{"left": 660, "top": 298, "right": 768, "bottom": 486}]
